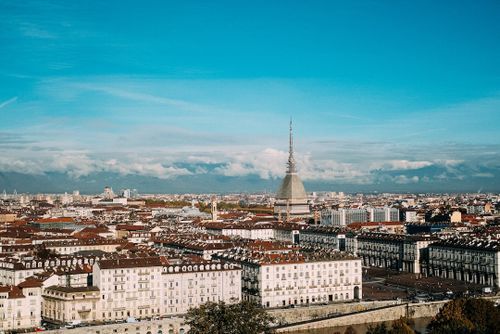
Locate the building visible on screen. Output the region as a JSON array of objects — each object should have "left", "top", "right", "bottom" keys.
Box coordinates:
[
  {"left": 424, "top": 238, "right": 500, "bottom": 287},
  {"left": 368, "top": 207, "right": 399, "bottom": 222},
  {"left": 450, "top": 211, "right": 462, "bottom": 223},
  {"left": 466, "top": 205, "right": 485, "bottom": 215},
  {"left": 300, "top": 226, "right": 347, "bottom": 251},
  {"left": 93, "top": 256, "right": 241, "bottom": 322},
  {"left": 405, "top": 211, "right": 418, "bottom": 223},
  {"left": 42, "top": 286, "right": 100, "bottom": 325},
  {"left": 347, "top": 232, "right": 436, "bottom": 274},
  {"left": 321, "top": 209, "right": 368, "bottom": 226},
  {"left": 29, "top": 217, "right": 80, "bottom": 230},
  {"left": 216, "top": 249, "right": 362, "bottom": 308},
  {"left": 0, "top": 282, "right": 42, "bottom": 332},
  {"left": 274, "top": 120, "right": 310, "bottom": 218}
]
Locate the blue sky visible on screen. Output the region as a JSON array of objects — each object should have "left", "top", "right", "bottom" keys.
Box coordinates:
[{"left": 0, "top": 0, "right": 499, "bottom": 193}]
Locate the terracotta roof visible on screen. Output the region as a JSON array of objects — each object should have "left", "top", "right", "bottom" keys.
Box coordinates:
[
  {"left": 0, "top": 285, "right": 24, "bottom": 299},
  {"left": 34, "top": 217, "right": 75, "bottom": 223},
  {"left": 98, "top": 256, "right": 167, "bottom": 269},
  {"left": 46, "top": 285, "right": 99, "bottom": 293},
  {"left": 18, "top": 278, "right": 43, "bottom": 288}
]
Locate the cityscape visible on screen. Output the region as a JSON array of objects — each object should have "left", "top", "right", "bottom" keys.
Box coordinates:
[{"left": 1, "top": 1, "right": 500, "bottom": 334}]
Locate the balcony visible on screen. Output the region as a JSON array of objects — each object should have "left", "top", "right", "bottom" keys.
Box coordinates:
[{"left": 77, "top": 307, "right": 91, "bottom": 313}]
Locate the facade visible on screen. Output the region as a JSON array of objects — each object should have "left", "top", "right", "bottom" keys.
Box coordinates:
[
  {"left": 273, "top": 224, "right": 302, "bottom": 244},
  {"left": 347, "top": 233, "right": 436, "bottom": 274},
  {"left": 321, "top": 209, "right": 368, "bottom": 227},
  {"left": 424, "top": 238, "right": 500, "bottom": 287},
  {"left": 368, "top": 208, "right": 399, "bottom": 222},
  {"left": 44, "top": 239, "right": 127, "bottom": 255},
  {"left": 42, "top": 286, "right": 100, "bottom": 324},
  {"left": 0, "top": 255, "right": 100, "bottom": 286},
  {"left": 29, "top": 217, "right": 80, "bottom": 230},
  {"left": 217, "top": 249, "right": 362, "bottom": 308},
  {"left": 450, "top": 211, "right": 462, "bottom": 223},
  {"left": 299, "top": 226, "right": 347, "bottom": 251},
  {"left": 93, "top": 256, "right": 241, "bottom": 322},
  {"left": 405, "top": 211, "right": 418, "bottom": 223},
  {"left": 0, "top": 284, "right": 42, "bottom": 332},
  {"left": 274, "top": 121, "right": 310, "bottom": 218}
]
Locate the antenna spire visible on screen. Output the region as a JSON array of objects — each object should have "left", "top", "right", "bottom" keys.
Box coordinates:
[{"left": 287, "top": 118, "right": 297, "bottom": 173}]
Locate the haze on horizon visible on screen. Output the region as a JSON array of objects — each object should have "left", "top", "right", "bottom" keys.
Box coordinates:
[{"left": 0, "top": 0, "right": 499, "bottom": 193}]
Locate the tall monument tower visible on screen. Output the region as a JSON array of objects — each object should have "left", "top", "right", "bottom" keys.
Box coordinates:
[
  {"left": 274, "top": 119, "right": 310, "bottom": 218},
  {"left": 211, "top": 196, "right": 218, "bottom": 222}
]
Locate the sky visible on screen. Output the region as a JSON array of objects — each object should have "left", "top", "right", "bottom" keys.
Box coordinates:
[{"left": 0, "top": 0, "right": 499, "bottom": 193}]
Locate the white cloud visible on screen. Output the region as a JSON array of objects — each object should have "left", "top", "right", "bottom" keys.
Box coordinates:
[
  {"left": 472, "top": 173, "right": 494, "bottom": 178},
  {"left": 215, "top": 148, "right": 287, "bottom": 179},
  {"left": 371, "top": 160, "right": 433, "bottom": 171},
  {"left": 393, "top": 175, "right": 420, "bottom": 184},
  {"left": 0, "top": 97, "right": 17, "bottom": 109}
]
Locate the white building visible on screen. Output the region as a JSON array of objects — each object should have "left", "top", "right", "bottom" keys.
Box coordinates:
[
  {"left": 0, "top": 282, "right": 42, "bottom": 332},
  {"left": 405, "top": 211, "right": 418, "bottom": 223},
  {"left": 320, "top": 209, "right": 368, "bottom": 227},
  {"left": 217, "top": 249, "right": 362, "bottom": 308},
  {"left": 93, "top": 256, "right": 241, "bottom": 322},
  {"left": 368, "top": 207, "right": 399, "bottom": 222},
  {"left": 42, "top": 286, "right": 100, "bottom": 324}
]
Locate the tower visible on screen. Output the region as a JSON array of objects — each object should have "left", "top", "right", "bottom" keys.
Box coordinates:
[
  {"left": 211, "top": 196, "right": 218, "bottom": 222},
  {"left": 274, "top": 119, "right": 310, "bottom": 218}
]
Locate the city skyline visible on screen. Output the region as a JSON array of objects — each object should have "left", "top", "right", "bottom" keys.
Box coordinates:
[{"left": 1, "top": 1, "right": 500, "bottom": 193}]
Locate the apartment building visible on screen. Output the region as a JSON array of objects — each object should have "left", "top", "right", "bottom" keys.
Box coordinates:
[
  {"left": 346, "top": 232, "right": 436, "bottom": 274},
  {"left": 216, "top": 249, "right": 362, "bottom": 308},
  {"left": 92, "top": 256, "right": 241, "bottom": 322},
  {"left": 368, "top": 207, "right": 399, "bottom": 222},
  {"left": 0, "top": 282, "right": 42, "bottom": 332},
  {"left": 299, "top": 226, "right": 347, "bottom": 251},
  {"left": 42, "top": 286, "right": 100, "bottom": 324},
  {"left": 0, "top": 255, "right": 101, "bottom": 286},
  {"left": 43, "top": 239, "right": 127, "bottom": 255},
  {"left": 424, "top": 238, "right": 500, "bottom": 287},
  {"left": 321, "top": 209, "right": 367, "bottom": 227}
]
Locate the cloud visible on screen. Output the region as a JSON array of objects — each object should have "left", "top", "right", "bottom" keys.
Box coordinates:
[
  {"left": 73, "top": 84, "right": 212, "bottom": 113},
  {"left": 18, "top": 23, "right": 57, "bottom": 39},
  {"left": 393, "top": 175, "right": 420, "bottom": 184},
  {"left": 0, "top": 97, "right": 17, "bottom": 109},
  {"left": 472, "top": 173, "right": 494, "bottom": 178},
  {"left": 215, "top": 148, "right": 287, "bottom": 179},
  {"left": 371, "top": 160, "right": 433, "bottom": 171},
  {"left": 0, "top": 151, "right": 192, "bottom": 180}
]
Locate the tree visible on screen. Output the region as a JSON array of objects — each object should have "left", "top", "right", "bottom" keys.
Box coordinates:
[
  {"left": 344, "top": 326, "right": 358, "bottom": 334},
  {"left": 389, "top": 317, "right": 415, "bottom": 334},
  {"left": 367, "top": 322, "right": 389, "bottom": 334},
  {"left": 185, "top": 300, "right": 275, "bottom": 334},
  {"left": 35, "top": 245, "right": 57, "bottom": 259},
  {"left": 427, "top": 298, "right": 500, "bottom": 334},
  {"left": 366, "top": 318, "right": 417, "bottom": 334}
]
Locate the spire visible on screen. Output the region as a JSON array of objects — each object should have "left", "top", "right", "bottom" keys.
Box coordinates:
[{"left": 287, "top": 118, "right": 297, "bottom": 174}]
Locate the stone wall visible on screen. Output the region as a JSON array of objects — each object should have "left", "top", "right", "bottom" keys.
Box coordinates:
[
  {"left": 276, "top": 301, "right": 449, "bottom": 332},
  {"left": 40, "top": 317, "right": 188, "bottom": 334},
  {"left": 269, "top": 300, "right": 398, "bottom": 325}
]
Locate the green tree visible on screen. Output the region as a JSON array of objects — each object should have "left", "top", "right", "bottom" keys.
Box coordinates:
[
  {"left": 427, "top": 298, "right": 500, "bottom": 334},
  {"left": 185, "top": 300, "right": 275, "bottom": 334}
]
